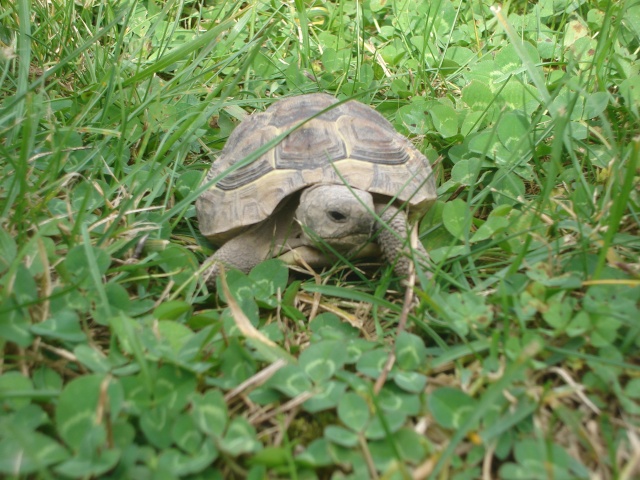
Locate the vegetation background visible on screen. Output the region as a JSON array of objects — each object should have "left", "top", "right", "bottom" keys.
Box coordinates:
[{"left": 0, "top": 0, "right": 639, "bottom": 478}]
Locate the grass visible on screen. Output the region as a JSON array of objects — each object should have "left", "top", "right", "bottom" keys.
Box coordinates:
[{"left": 1, "top": 0, "right": 639, "bottom": 478}]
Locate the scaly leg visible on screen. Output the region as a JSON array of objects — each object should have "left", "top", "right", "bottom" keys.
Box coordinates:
[{"left": 375, "top": 204, "right": 432, "bottom": 281}]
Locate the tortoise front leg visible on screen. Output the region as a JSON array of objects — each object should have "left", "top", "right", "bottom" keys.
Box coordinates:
[
  {"left": 375, "top": 204, "right": 432, "bottom": 281},
  {"left": 202, "top": 219, "right": 277, "bottom": 288},
  {"left": 202, "top": 207, "right": 303, "bottom": 288}
]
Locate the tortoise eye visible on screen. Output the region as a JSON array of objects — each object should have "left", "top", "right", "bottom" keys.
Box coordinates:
[{"left": 328, "top": 210, "right": 347, "bottom": 222}]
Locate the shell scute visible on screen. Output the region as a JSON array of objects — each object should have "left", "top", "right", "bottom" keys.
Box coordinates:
[
  {"left": 276, "top": 124, "right": 347, "bottom": 168},
  {"left": 267, "top": 94, "right": 339, "bottom": 127},
  {"left": 340, "top": 116, "right": 411, "bottom": 165}
]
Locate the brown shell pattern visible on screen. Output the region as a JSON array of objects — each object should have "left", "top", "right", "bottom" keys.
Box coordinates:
[{"left": 196, "top": 93, "right": 436, "bottom": 244}]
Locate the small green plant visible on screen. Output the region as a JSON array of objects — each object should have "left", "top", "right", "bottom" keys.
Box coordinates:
[{"left": 0, "top": 0, "right": 638, "bottom": 478}]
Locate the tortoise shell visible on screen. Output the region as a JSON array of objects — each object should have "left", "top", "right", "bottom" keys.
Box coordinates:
[{"left": 197, "top": 93, "right": 436, "bottom": 245}]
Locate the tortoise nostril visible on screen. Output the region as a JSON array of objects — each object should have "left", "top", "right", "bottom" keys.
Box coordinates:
[{"left": 328, "top": 210, "right": 347, "bottom": 222}]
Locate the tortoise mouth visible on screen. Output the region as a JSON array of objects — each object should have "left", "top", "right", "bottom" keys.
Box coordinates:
[
  {"left": 276, "top": 242, "right": 381, "bottom": 270},
  {"left": 303, "top": 230, "right": 373, "bottom": 254}
]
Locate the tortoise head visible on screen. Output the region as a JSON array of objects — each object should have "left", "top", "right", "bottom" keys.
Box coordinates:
[{"left": 295, "top": 184, "right": 376, "bottom": 253}]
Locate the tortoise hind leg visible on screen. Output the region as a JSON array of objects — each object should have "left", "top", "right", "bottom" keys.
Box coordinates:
[{"left": 375, "top": 204, "right": 432, "bottom": 281}]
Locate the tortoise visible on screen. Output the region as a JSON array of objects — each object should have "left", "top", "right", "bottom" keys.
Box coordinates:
[{"left": 196, "top": 93, "right": 437, "bottom": 286}]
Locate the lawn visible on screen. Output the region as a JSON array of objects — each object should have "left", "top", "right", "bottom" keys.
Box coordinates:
[{"left": 1, "top": 0, "right": 639, "bottom": 478}]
